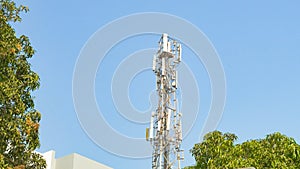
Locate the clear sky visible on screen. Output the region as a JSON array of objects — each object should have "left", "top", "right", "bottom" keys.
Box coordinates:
[{"left": 14, "top": 0, "right": 300, "bottom": 169}]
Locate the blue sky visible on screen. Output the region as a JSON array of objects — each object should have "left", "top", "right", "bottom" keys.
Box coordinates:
[{"left": 14, "top": 0, "right": 300, "bottom": 168}]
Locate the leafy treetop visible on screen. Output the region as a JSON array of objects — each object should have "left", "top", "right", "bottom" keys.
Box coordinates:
[
  {"left": 184, "top": 131, "right": 300, "bottom": 169},
  {"left": 0, "top": 0, "right": 46, "bottom": 168}
]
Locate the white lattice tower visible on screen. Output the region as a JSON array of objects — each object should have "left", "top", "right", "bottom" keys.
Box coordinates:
[{"left": 146, "top": 33, "right": 183, "bottom": 169}]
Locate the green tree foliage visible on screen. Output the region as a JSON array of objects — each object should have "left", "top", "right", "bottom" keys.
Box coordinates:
[
  {"left": 185, "top": 131, "right": 300, "bottom": 169},
  {"left": 0, "top": 0, "right": 46, "bottom": 168}
]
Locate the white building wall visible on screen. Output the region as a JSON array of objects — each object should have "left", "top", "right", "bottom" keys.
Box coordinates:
[
  {"left": 42, "top": 151, "right": 112, "bottom": 169},
  {"left": 72, "top": 153, "right": 113, "bottom": 169},
  {"left": 55, "top": 153, "right": 74, "bottom": 169},
  {"left": 42, "top": 150, "right": 56, "bottom": 169}
]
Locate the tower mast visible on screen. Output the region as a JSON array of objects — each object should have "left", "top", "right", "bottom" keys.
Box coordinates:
[{"left": 146, "top": 33, "right": 183, "bottom": 169}]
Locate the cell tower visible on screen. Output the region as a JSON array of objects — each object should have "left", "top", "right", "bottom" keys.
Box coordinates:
[{"left": 146, "top": 33, "right": 183, "bottom": 169}]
